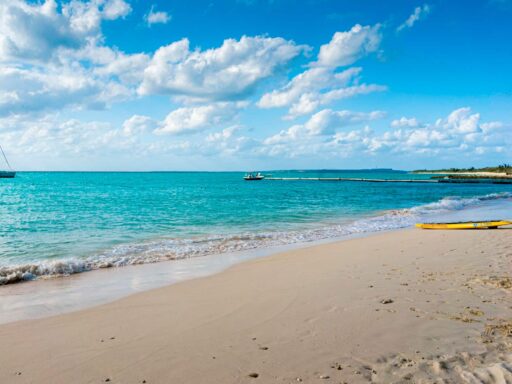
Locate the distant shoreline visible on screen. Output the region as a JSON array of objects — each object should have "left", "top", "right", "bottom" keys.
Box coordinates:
[
  {"left": 413, "top": 171, "right": 512, "bottom": 179},
  {"left": 412, "top": 164, "right": 512, "bottom": 178}
]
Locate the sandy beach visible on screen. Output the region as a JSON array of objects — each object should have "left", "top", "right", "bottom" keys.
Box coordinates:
[{"left": 1, "top": 228, "right": 511, "bottom": 383}]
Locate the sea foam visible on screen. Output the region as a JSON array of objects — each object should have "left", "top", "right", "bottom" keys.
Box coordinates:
[{"left": 1, "top": 192, "right": 510, "bottom": 285}]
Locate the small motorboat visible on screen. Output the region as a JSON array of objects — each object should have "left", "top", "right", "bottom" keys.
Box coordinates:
[
  {"left": 244, "top": 172, "right": 265, "bottom": 181},
  {"left": 415, "top": 220, "right": 512, "bottom": 229}
]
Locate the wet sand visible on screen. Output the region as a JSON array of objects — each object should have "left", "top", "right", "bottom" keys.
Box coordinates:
[{"left": 0, "top": 228, "right": 511, "bottom": 383}]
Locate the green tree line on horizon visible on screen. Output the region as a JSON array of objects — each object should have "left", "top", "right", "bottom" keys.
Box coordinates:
[{"left": 413, "top": 164, "right": 512, "bottom": 174}]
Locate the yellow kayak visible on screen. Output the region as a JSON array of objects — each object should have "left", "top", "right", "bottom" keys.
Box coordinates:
[{"left": 416, "top": 220, "right": 512, "bottom": 230}]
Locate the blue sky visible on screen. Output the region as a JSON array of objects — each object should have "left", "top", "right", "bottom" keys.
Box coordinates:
[{"left": 1, "top": 0, "right": 511, "bottom": 170}]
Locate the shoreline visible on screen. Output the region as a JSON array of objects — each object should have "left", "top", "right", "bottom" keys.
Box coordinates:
[
  {"left": 2, "top": 191, "right": 511, "bottom": 287},
  {"left": 1, "top": 228, "right": 511, "bottom": 383},
  {"left": 2, "top": 193, "right": 512, "bottom": 325},
  {"left": 0, "top": 228, "right": 395, "bottom": 325},
  {"left": 413, "top": 171, "right": 512, "bottom": 178}
]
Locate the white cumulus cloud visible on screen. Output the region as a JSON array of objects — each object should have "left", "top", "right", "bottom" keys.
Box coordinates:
[
  {"left": 263, "top": 108, "right": 385, "bottom": 144},
  {"left": 305, "top": 109, "right": 386, "bottom": 135},
  {"left": 0, "top": 0, "right": 140, "bottom": 115},
  {"left": 390, "top": 117, "right": 421, "bottom": 128},
  {"left": 261, "top": 107, "right": 509, "bottom": 160},
  {"left": 315, "top": 24, "right": 382, "bottom": 68},
  {"left": 90, "top": 48, "right": 150, "bottom": 85},
  {"left": 102, "top": 0, "right": 131, "bottom": 20},
  {"left": 257, "top": 24, "right": 385, "bottom": 119},
  {"left": 155, "top": 102, "right": 246, "bottom": 135},
  {"left": 145, "top": 6, "right": 171, "bottom": 26},
  {"left": 122, "top": 115, "right": 157, "bottom": 136},
  {"left": 441, "top": 107, "right": 481, "bottom": 134},
  {"left": 258, "top": 66, "right": 385, "bottom": 120},
  {"left": 139, "top": 36, "right": 306, "bottom": 101},
  {"left": 258, "top": 67, "right": 362, "bottom": 109},
  {"left": 203, "top": 126, "right": 258, "bottom": 156},
  {"left": 0, "top": 64, "right": 131, "bottom": 116},
  {"left": 0, "top": 0, "right": 131, "bottom": 62}
]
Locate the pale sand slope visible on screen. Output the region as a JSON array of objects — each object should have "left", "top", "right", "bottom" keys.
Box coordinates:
[{"left": 1, "top": 229, "right": 512, "bottom": 384}]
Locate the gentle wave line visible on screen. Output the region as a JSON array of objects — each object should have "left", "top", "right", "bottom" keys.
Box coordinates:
[{"left": 1, "top": 192, "right": 510, "bottom": 285}]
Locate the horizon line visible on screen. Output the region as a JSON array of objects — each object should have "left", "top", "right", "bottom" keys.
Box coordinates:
[{"left": 5, "top": 168, "right": 405, "bottom": 173}]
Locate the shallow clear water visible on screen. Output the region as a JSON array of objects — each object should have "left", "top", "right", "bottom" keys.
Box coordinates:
[{"left": 1, "top": 170, "right": 511, "bottom": 284}]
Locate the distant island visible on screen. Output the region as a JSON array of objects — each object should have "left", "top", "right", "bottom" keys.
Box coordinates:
[{"left": 412, "top": 164, "right": 512, "bottom": 179}]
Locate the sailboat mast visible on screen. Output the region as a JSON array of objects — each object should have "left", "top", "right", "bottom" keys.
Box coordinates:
[{"left": 0, "top": 144, "right": 12, "bottom": 170}]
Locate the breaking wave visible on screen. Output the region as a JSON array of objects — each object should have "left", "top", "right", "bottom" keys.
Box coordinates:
[{"left": 1, "top": 192, "right": 511, "bottom": 285}]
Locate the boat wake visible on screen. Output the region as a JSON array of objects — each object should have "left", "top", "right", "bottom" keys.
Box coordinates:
[{"left": 1, "top": 192, "right": 511, "bottom": 285}]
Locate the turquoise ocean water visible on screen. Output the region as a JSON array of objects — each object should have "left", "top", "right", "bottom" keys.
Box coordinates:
[{"left": 1, "top": 170, "right": 511, "bottom": 285}]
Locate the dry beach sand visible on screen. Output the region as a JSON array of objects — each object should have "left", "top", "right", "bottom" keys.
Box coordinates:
[{"left": 0, "top": 228, "right": 511, "bottom": 383}]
